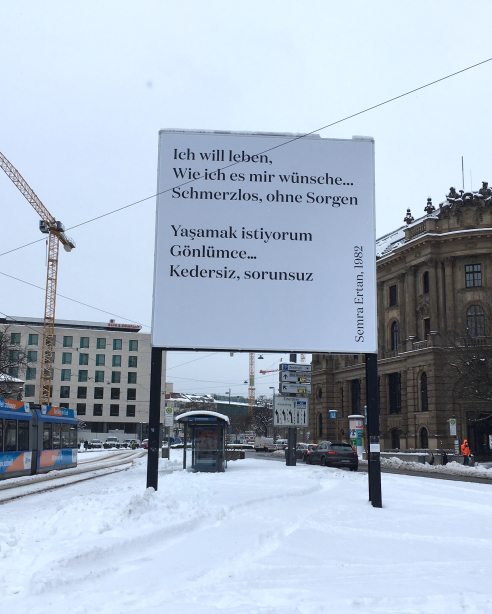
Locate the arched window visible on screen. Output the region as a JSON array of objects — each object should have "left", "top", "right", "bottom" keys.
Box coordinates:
[
  {"left": 391, "top": 321, "right": 399, "bottom": 351},
  {"left": 318, "top": 413, "right": 323, "bottom": 438},
  {"left": 317, "top": 387, "right": 323, "bottom": 399},
  {"left": 421, "top": 372, "right": 428, "bottom": 412},
  {"left": 423, "top": 271, "right": 429, "bottom": 294},
  {"left": 391, "top": 429, "right": 400, "bottom": 450},
  {"left": 467, "top": 305, "right": 485, "bottom": 337},
  {"left": 420, "top": 427, "right": 429, "bottom": 449}
]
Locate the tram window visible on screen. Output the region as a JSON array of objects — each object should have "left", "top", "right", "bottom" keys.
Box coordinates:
[
  {"left": 18, "top": 420, "right": 29, "bottom": 451},
  {"left": 5, "top": 420, "right": 17, "bottom": 451},
  {"left": 43, "top": 423, "right": 52, "bottom": 450},
  {"left": 69, "top": 426, "right": 77, "bottom": 448},
  {"left": 52, "top": 424, "right": 61, "bottom": 449},
  {"left": 61, "top": 425, "right": 70, "bottom": 448},
  {"left": 0, "top": 419, "right": 3, "bottom": 452}
]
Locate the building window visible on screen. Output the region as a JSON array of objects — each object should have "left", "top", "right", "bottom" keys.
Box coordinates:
[
  {"left": 420, "top": 427, "right": 429, "bottom": 449},
  {"left": 79, "top": 353, "right": 89, "bottom": 366},
  {"left": 93, "top": 404, "right": 103, "bottom": 416},
  {"left": 128, "top": 372, "right": 137, "bottom": 384},
  {"left": 351, "top": 379, "right": 361, "bottom": 414},
  {"left": 77, "top": 386, "right": 87, "bottom": 399},
  {"left": 127, "top": 388, "right": 136, "bottom": 401},
  {"left": 27, "top": 350, "right": 38, "bottom": 363},
  {"left": 28, "top": 334, "right": 38, "bottom": 346},
  {"left": 60, "top": 386, "right": 70, "bottom": 398},
  {"left": 10, "top": 332, "right": 21, "bottom": 345},
  {"left": 62, "top": 352, "right": 72, "bottom": 365},
  {"left": 423, "top": 271, "right": 429, "bottom": 294},
  {"left": 129, "top": 340, "right": 138, "bottom": 352},
  {"left": 113, "top": 339, "right": 122, "bottom": 351},
  {"left": 76, "top": 403, "right": 86, "bottom": 416},
  {"left": 126, "top": 405, "right": 136, "bottom": 417},
  {"left": 25, "top": 384, "right": 35, "bottom": 397},
  {"left": 110, "top": 404, "right": 119, "bottom": 416},
  {"left": 94, "top": 387, "right": 104, "bottom": 399},
  {"left": 59, "top": 403, "right": 69, "bottom": 409},
  {"left": 8, "top": 367, "right": 19, "bottom": 378},
  {"left": 63, "top": 336, "right": 73, "bottom": 348},
  {"left": 80, "top": 337, "right": 89, "bottom": 348},
  {"left": 9, "top": 349, "right": 20, "bottom": 362},
  {"left": 388, "top": 373, "right": 401, "bottom": 414},
  {"left": 391, "top": 429, "right": 400, "bottom": 449},
  {"left": 465, "top": 264, "right": 482, "bottom": 288},
  {"left": 112, "top": 371, "right": 121, "bottom": 384},
  {"left": 389, "top": 284, "right": 397, "bottom": 307},
  {"left": 26, "top": 367, "right": 36, "bottom": 380},
  {"left": 96, "top": 354, "right": 105, "bottom": 366},
  {"left": 112, "top": 355, "right": 121, "bottom": 367},
  {"left": 421, "top": 372, "right": 428, "bottom": 411},
  {"left": 61, "top": 369, "right": 71, "bottom": 382},
  {"left": 111, "top": 388, "right": 120, "bottom": 400},
  {"left": 391, "top": 321, "right": 399, "bottom": 351},
  {"left": 317, "top": 413, "right": 323, "bottom": 438},
  {"left": 78, "top": 370, "right": 88, "bottom": 382},
  {"left": 95, "top": 371, "right": 104, "bottom": 383},
  {"left": 467, "top": 305, "right": 485, "bottom": 337},
  {"left": 128, "top": 356, "right": 138, "bottom": 368},
  {"left": 424, "top": 318, "right": 430, "bottom": 340},
  {"left": 96, "top": 338, "right": 106, "bottom": 349}
]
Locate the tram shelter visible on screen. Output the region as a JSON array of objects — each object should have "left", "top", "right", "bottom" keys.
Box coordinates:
[{"left": 176, "top": 411, "right": 229, "bottom": 472}]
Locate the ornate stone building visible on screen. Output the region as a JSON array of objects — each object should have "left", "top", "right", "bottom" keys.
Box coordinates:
[{"left": 310, "top": 183, "right": 492, "bottom": 459}]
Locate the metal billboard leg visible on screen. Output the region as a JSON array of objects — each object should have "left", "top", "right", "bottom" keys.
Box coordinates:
[
  {"left": 146, "top": 346, "right": 163, "bottom": 490},
  {"left": 365, "top": 353, "right": 382, "bottom": 508}
]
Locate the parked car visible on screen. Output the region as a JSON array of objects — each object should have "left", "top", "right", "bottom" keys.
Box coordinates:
[
  {"left": 103, "top": 437, "right": 120, "bottom": 449},
  {"left": 141, "top": 439, "right": 149, "bottom": 449},
  {"left": 306, "top": 441, "right": 358, "bottom": 471},
  {"left": 88, "top": 438, "right": 103, "bottom": 449},
  {"left": 274, "top": 439, "right": 288, "bottom": 450},
  {"left": 121, "top": 439, "right": 134, "bottom": 448},
  {"left": 296, "top": 442, "right": 317, "bottom": 461}
]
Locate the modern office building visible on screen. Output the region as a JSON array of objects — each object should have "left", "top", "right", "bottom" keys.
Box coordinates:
[{"left": 1, "top": 316, "right": 168, "bottom": 434}]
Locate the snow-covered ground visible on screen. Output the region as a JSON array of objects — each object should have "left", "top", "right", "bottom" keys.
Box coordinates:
[{"left": 2, "top": 452, "right": 492, "bottom": 614}]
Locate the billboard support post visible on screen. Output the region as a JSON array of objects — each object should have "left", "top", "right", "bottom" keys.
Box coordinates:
[
  {"left": 146, "top": 346, "right": 163, "bottom": 491},
  {"left": 286, "top": 353, "right": 297, "bottom": 466},
  {"left": 365, "top": 353, "right": 382, "bottom": 508}
]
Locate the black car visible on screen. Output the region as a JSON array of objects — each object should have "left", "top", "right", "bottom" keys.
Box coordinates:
[{"left": 306, "top": 441, "right": 358, "bottom": 471}]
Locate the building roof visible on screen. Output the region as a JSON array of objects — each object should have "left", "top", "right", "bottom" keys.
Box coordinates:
[{"left": 1, "top": 316, "right": 144, "bottom": 333}]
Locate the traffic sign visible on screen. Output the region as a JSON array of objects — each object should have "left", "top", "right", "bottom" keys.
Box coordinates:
[
  {"left": 280, "top": 363, "right": 312, "bottom": 372},
  {"left": 273, "top": 395, "right": 309, "bottom": 426},
  {"left": 279, "top": 371, "right": 312, "bottom": 383},
  {"left": 279, "top": 382, "right": 312, "bottom": 394},
  {"left": 164, "top": 407, "right": 174, "bottom": 427}
]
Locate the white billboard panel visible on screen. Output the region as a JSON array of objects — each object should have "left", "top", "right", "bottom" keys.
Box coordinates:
[{"left": 152, "top": 130, "right": 376, "bottom": 352}]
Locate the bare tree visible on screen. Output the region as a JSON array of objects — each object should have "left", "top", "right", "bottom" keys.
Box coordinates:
[
  {"left": 0, "top": 325, "right": 29, "bottom": 399},
  {"left": 252, "top": 395, "right": 273, "bottom": 436}
]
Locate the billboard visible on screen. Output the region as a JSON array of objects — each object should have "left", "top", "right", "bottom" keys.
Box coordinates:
[{"left": 152, "top": 130, "right": 376, "bottom": 352}]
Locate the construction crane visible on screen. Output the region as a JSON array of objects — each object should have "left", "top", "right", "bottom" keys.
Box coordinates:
[
  {"left": 259, "top": 368, "right": 278, "bottom": 375},
  {"left": 0, "top": 152, "right": 75, "bottom": 406}
]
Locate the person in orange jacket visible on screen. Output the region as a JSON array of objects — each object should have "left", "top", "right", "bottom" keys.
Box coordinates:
[{"left": 461, "top": 439, "right": 471, "bottom": 465}]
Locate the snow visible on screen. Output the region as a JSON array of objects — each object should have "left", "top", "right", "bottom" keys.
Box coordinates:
[{"left": 2, "top": 452, "right": 492, "bottom": 614}]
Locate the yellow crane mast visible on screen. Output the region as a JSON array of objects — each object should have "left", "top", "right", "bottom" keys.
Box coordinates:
[{"left": 0, "top": 152, "right": 75, "bottom": 406}]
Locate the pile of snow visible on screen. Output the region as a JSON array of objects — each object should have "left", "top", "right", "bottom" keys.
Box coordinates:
[
  {"left": 3, "top": 451, "right": 492, "bottom": 613},
  {"left": 378, "top": 456, "right": 492, "bottom": 479}
]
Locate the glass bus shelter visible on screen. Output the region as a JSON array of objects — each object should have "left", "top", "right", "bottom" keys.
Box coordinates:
[{"left": 176, "top": 411, "right": 230, "bottom": 472}]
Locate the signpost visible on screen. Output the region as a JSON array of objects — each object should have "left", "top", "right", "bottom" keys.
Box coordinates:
[{"left": 147, "top": 129, "right": 381, "bottom": 508}]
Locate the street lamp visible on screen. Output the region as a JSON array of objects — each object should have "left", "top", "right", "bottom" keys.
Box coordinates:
[{"left": 269, "top": 387, "right": 275, "bottom": 440}]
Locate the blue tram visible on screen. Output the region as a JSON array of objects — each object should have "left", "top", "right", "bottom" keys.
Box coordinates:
[{"left": 0, "top": 398, "right": 78, "bottom": 480}]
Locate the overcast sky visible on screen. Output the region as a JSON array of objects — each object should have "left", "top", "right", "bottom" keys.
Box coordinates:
[{"left": 1, "top": 1, "right": 492, "bottom": 398}]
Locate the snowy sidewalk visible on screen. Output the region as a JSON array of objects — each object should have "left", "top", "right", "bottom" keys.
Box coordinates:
[{"left": 2, "top": 456, "right": 492, "bottom": 614}]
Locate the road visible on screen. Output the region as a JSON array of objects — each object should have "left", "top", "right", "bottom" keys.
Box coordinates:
[{"left": 246, "top": 450, "right": 492, "bottom": 485}]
